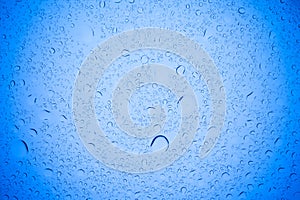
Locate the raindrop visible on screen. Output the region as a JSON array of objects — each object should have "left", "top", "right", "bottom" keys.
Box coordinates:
[
  {"left": 78, "top": 168, "right": 85, "bottom": 176},
  {"left": 216, "top": 25, "right": 223, "bottom": 32},
  {"left": 239, "top": 191, "right": 246, "bottom": 198},
  {"left": 247, "top": 184, "right": 254, "bottom": 191},
  {"left": 274, "top": 137, "right": 280, "bottom": 144},
  {"left": 180, "top": 186, "right": 187, "bottom": 194},
  {"left": 152, "top": 83, "right": 158, "bottom": 88},
  {"left": 289, "top": 173, "right": 296, "bottom": 178},
  {"left": 44, "top": 109, "right": 51, "bottom": 113},
  {"left": 14, "top": 65, "right": 21, "bottom": 71},
  {"left": 221, "top": 172, "right": 230, "bottom": 178},
  {"left": 121, "top": 49, "right": 130, "bottom": 57},
  {"left": 150, "top": 135, "right": 169, "bottom": 150},
  {"left": 238, "top": 7, "right": 245, "bottom": 14},
  {"left": 107, "top": 121, "right": 113, "bottom": 127},
  {"left": 10, "top": 80, "right": 15, "bottom": 87},
  {"left": 30, "top": 128, "right": 38, "bottom": 136},
  {"left": 141, "top": 55, "right": 149, "bottom": 64},
  {"left": 99, "top": 0, "right": 105, "bottom": 8},
  {"left": 265, "top": 149, "right": 273, "bottom": 157},
  {"left": 195, "top": 10, "right": 201, "bottom": 16},
  {"left": 49, "top": 47, "right": 56, "bottom": 54},
  {"left": 44, "top": 168, "right": 53, "bottom": 176},
  {"left": 11, "top": 140, "right": 28, "bottom": 158},
  {"left": 177, "top": 96, "right": 184, "bottom": 104},
  {"left": 278, "top": 167, "right": 285, "bottom": 172},
  {"left": 192, "top": 71, "right": 200, "bottom": 79},
  {"left": 176, "top": 65, "right": 185, "bottom": 75},
  {"left": 165, "top": 51, "right": 171, "bottom": 57},
  {"left": 246, "top": 91, "right": 253, "bottom": 99},
  {"left": 137, "top": 7, "right": 143, "bottom": 13}
]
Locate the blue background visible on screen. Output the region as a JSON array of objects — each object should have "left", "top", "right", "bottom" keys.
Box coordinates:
[{"left": 1, "top": 0, "right": 299, "bottom": 199}]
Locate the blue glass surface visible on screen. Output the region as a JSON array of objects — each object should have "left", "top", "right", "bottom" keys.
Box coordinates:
[{"left": 1, "top": 0, "right": 299, "bottom": 199}]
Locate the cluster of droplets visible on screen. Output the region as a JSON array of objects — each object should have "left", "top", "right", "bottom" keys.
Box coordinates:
[{"left": 1, "top": 0, "right": 299, "bottom": 199}]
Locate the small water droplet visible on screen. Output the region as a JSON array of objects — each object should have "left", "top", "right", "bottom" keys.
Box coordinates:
[
  {"left": 107, "top": 121, "right": 113, "bottom": 128},
  {"left": 141, "top": 55, "right": 149, "bottom": 64},
  {"left": 238, "top": 7, "right": 245, "bottom": 14},
  {"left": 14, "top": 65, "right": 21, "bottom": 71},
  {"left": 30, "top": 128, "right": 38, "bottom": 136},
  {"left": 165, "top": 51, "right": 171, "bottom": 57},
  {"left": 10, "top": 80, "right": 15, "bottom": 87},
  {"left": 152, "top": 83, "right": 158, "bottom": 88},
  {"left": 121, "top": 49, "right": 130, "bottom": 57},
  {"left": 49, "top": 47, "right": 56, "bottom": 54},
  {"left": 137, "top": 7, "right": 143, "bottom": 13},
  {"left": 77, "top": 168, "right": 85, "bottom": 176},
  {"left": 180, "top": 186, "right": 187, "bottom": 194},
  {"left": 195, "top": 10, "right": 201, "bottom": 16},
  {"left": 216, "top": 25, "right": 223, "bottom": 32},
  {"left": 44, "top": 168, "right": 53, "bottom": 176},
  {"left": 176, "top": 65, "right": 185, "bottom": 75}
]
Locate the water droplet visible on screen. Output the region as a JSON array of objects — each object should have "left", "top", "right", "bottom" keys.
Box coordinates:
[
  {"left": 77, "top": 168, "right": 85, "bottom": 176},
  {"left": 150, "top": 135, "right": 169, "bottom": 150},
  {"left": 11, "top": 140, "right": 28, "bottom": 158},
  {"left": 278, "top": 167, "right": 285, "bottom": 172},
  {"left": 176, "top": 65, "right": 185, "bottom": 75},
  {"left": 141, "top": 55, "right": 149, "bottom": 64},
  {"left": 238, "top": 7, "right": 245, "bottom": 14},
  {"left": 221, "top": 172, "right": 230, "bottom": 178},
  {"left": 44, "top": 168, "right": 53, "bottom": 176},
  {"left": 192, "top": 71, "right": 200, "bottom": 79},
  {"left": 195, "top": 10, "right": 201, "bottom": 16},
  {"left": 137, "top": 7, "right": 143, "bottom": 13},
  {"left": 121, "top": 49, "right": 130, "bottom": 57},
  {"left": 152, "top": 83, "right": 158, "bottom": 88},
  {"left": 10, "top": 80, "right": 15, "bottom": 87},
  {"left": 165, "top": 51, "right": 171, "bottom": 57},
  {"left": 216, "top": 25, "right": 223, "bottom": 32},
  {"left": 14, "top": 65, "right": 21, "bottom": 71},
  {"left": 30, "top": 128, "right": 38, "bottom": 136},
  {"left": 247, "top": 184, "right": 254, "bottom": 191},
  {"left": 238, "top": 191, "right": 246, "bottom": 198},
  {"left": 49, "top": 47, "right": 56, "bottom": 54},
  {"left": 180, "top": 186, "right": 187, "bottom": 194},
  {"left": 107, "top": 121, "right": 113, "bottom": 128}
]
